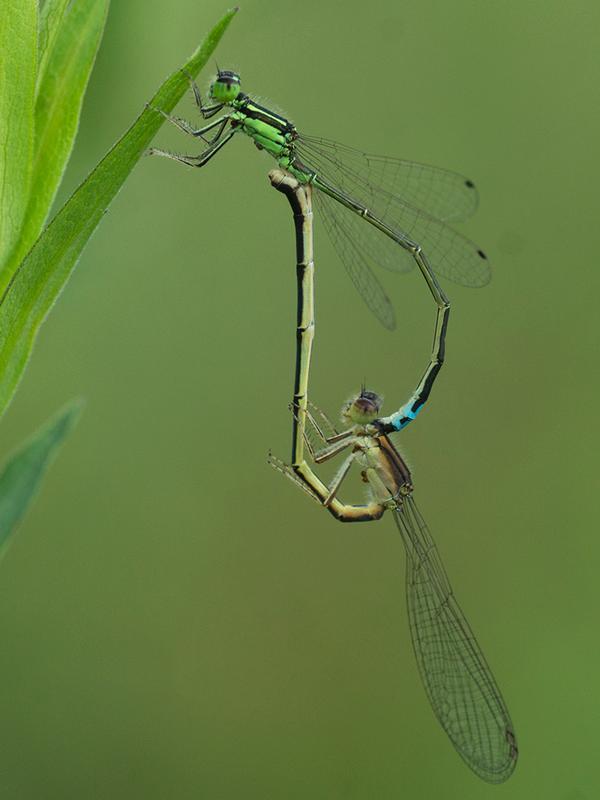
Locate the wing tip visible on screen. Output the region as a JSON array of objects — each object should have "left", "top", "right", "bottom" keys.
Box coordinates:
[{"left": 459, "top": 727, "right": 519, "bottom": 784}]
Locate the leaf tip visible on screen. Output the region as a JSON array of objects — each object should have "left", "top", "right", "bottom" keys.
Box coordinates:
[{"left": 53, "top": 396, "right": 86, "bottom": 436}]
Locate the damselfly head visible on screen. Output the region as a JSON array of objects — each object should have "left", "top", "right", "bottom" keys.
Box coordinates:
[
  {"left": 341, "top": 388, "right": 383, "bottom": 425},
  {"left": 210, "top": 70, "right": 241, "bottom": 103}
]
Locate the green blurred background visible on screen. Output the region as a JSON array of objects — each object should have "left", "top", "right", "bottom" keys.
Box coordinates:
[{"left": 0, "top": 0, "right": 598, "bottom": 796}]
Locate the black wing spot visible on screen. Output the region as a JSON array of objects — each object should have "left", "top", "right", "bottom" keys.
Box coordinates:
[
  {"left": 477, "top": 249, "right": 487, "bottom": 259},
  {"left": 465, "top": 179, "right": 475, "bottom": 188}
]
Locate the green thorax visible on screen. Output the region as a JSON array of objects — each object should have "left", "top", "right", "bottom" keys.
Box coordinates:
[{"left": 229, "top": 94, "right": 313, "bottom": 183}]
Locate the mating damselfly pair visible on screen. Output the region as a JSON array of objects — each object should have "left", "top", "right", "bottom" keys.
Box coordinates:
[{"left": 148, "top": 69, "right": 518, "bottom": 784}]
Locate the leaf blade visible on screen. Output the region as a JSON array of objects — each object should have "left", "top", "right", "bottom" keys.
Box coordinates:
[
  {"left": 0, "top": 0, "right": 37, "bottom": 272},
  {"left": 0, "top": 399, "right": 82, "bottom": 556},
  {"left": 37, "top": 0, "right": 70, "bottom": 82},
  {"left": 0, "top": 7, "right": 238, "bottom": 420},
  {"left": 3, "top": 0, "right": 111, "bottom": 289}
]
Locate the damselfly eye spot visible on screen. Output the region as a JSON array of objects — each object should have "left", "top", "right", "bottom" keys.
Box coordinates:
[
  {"left": 477, "top": 249, "right": 487, "bottom": 260},
  {"left": 465, "top": 179, "right": 475, "bottom": 188}
]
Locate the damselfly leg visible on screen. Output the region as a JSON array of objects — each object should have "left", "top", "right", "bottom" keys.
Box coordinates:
[
  {"left": 147, "top": 127, "right": 235, "bottom": 168},
  {"left": 181, "top": 69, "right": 224, "bottom": 119},
  {"left": 150, "top": 107, "right": 229, "bottom": 143}
]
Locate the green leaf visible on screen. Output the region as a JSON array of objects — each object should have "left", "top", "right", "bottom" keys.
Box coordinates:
[
  {"left": 0, "top": 399, "right": 82, "bottom": 557},
  {"left": 0, "top": 7, "right": 238, "bottom": 421},
  {"left": 2, "top": 0, "right": 110, "bottom": 290},
  {"left": 0, "top": 0, "right": 37, "bottom": 272},
  {"left": 37, "top": 0, "right": 70, "bottom": 82}
]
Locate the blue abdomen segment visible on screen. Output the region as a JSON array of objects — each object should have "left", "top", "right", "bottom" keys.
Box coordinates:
[{"left": 384, "top": 401, "right": 422, "bottom": 432}]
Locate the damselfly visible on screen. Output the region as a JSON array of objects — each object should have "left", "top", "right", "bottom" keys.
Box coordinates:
[
  {"left": 270, "top": 389, "right": 518, "bottom": 783},
  {"left": 148, "top": 69, "right": 489, "bottom": 330}
]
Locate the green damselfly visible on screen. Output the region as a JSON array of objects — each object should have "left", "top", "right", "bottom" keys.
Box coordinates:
[{"left": 148, "top": 69, "right": 488, "bottom": 329}]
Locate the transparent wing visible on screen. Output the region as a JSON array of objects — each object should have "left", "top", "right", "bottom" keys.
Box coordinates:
[
  {"left": 299, "top": 136, "right": 480, "bottom": 222},
  {"left": 297, "top": 135, "right": 491, "bottom": 288},
  {"left": 317, "top": 181, "right": 416, "bottom": 278},
  {"left": 315, "top": 189, "right": 396, "bottom": 330},
  {"left": 393, "top": 497, "right": 517, "bottom": 783}
]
